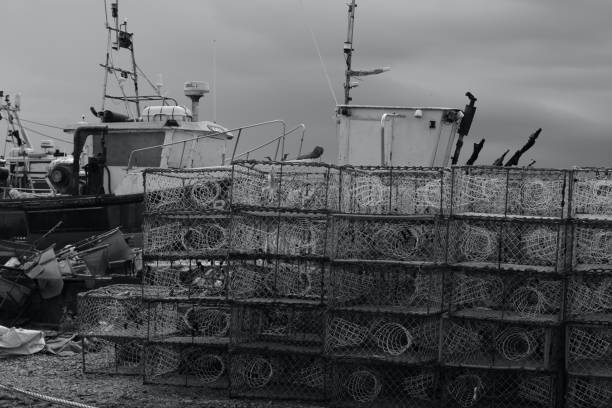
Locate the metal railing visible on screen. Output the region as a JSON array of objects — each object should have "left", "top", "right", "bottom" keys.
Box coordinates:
[
  {"left": 228, "top": 123, "right": 306, "bottom": 164},
  {"left": 126, "top": 120, "right": 288, "bottom": 170}
]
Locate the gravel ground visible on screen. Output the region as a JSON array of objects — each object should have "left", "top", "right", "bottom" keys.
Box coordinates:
[{"left": 0, "top": 352, "right": 323, "bottom": 408}]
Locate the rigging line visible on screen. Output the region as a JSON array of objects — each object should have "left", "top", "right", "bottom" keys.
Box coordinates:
[
  {"left": 135, "top": 64, "right": 161, "bottom": 95},
  {"left": 22, "top": 126, "right": 73, "bottom": 145},
  {"left": 103, "top": 0, "right": 109, "bottom": 26},
  {"left": 19, "top": 118, "right": 64, "bottom": 130},
  {"left": 298, "top": 0, "right": 339, "bottom": 106}
]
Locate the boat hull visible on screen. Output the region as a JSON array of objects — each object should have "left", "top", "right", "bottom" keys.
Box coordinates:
[{"left": 0, "top": 193, "right": 144, "bottom": 248}]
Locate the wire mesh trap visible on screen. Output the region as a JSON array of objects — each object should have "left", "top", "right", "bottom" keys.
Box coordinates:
[
  {"left": 344, "top": 369, "right": 382, "bottom": 403},
  {"left": 231, "top": 303, "right": 325, "bottom": 349},
  {"left": 230, "top": 352, "right": 326, "bottom": 401},
  {"left": 232, "top": 161, "right": 338, "bottom": 212},
  {"left": 144, "top": 168, "right": 233, "bottom": 213},
  {"left": 448, "top": 271, "right": 563, "bottom": 321},
  {"left": 329, "top": 263, "right": 444, "bottom": 312},
  {"left": 451, "top": 168, "right": 506, "bottom": 215},
  {"left": 143, "top": 215, "right": 231, "bottom": 257},
  {"left": 566, "top": 273, "right": 612, "bottom": 320},
  {"left": 142, "top": 261, "right": 227, "bottom": 299},
  {"left": 182, "top": 306, "right": 230, "bottom": 337},
  {"left": 443, "top": 369, "right": 556, "bottom": 408},
  {"left": 567, "top": 325, "right": 612, "bottom": 376},
  {"left": 339, "top": 167, "right": 448, "bottom": 215},
  {"left": 144, "top": 342, "right": 229, "bottom": 388},
  {"left": 441, "top": 318, "right": 555, "bottom": 369},
  {"left": 230, "top": 213, "right": 328, "bottom": 257},
  {"left": 330, "top": 216, "right": 444, "bottom": 262},
  {"left": 77, "top": 284, "right": 152, "bottom": 337},
  {"left": 82, "top": 336, "right": 143, "bottom": 375},
  {"left": 572, "top": 169, "right": 612, "bottom": 219},
  {"left": 566, "top": 376, "right": 612, "bottom": 408},
  {"left": 325, "top": 311, "right": 439, "bottom": 363},
  {"left": 573, "top": 224, "right": 612, "bottom": 270}
]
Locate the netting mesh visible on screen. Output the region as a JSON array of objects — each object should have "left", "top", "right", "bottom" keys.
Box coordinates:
[
  {"left": 142, "top": 262, "right": 227, "bottom": 299},
  {"left": 449, "top": 271, "right": 562, "bottom": 320},
  {"left": 567, "top": 325, "right": 612, "bottom": 376},
  {"left": 573, "top": 225, "right": 612, "bottom": 269},
  {"left": 572, "top": 169, "right": 612, "bottom": 218},
  {"left": 231, "top": 162, "right": 338, "bottom": 212},
  {"left": 143, "top": 216, "right": 230, "bottom": 257},
  {"left": 331, "top": 216, "right": 443, "bottom": 262},
  {"left": 441, "top": 318, "right": 554, "bottom": 369},
  {"left": 230, "top": 213, "right": 328, "bottom": 257},
  {"left": 567, "top": 273, "right": 612, "bottom": 320},
  {"left": 230, "top": 352, "right": 326, "bottom": 400},
  {"left": 183, "top": 307, "right": 230, "bottom": 337},
  {"left": 325, "top": 312, "right": 439, "bottom": 363},
  {"left": 144, "top": 168, "right": 233, "bottom": 213},
  {"left": 83, "top": 336, "right": 143, "bottom": 375},
  {"left": 567, "top": 376, "right": 612, "bottom": 408},
  {"left": 452, "top": 169, "right": 506, "bottom": 215},
  {"left": 78, "top": 285, "right": 174, "bottom": 338},
  {"left": 231, "top": 303, "right": 324, "bottom": 348},
  {"left": 446, "top": 374, "right": 485, "bottom": 407}
]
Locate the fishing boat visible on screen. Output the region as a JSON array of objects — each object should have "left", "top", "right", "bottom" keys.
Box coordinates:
[{"left": 0, "top": 2, "right": 312, "bottom": 248}]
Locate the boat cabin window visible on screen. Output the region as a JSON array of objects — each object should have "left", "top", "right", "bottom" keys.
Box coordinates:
[{"left": 92, "top": 131, "right": 165, "bottom": 167}]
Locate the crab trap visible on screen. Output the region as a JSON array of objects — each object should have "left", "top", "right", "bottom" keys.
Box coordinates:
[
  {"left": 567, "top": 323, "right": 612, "bottom": 377},
  {"left": 141, "top": 260, "right": 227, "bottom": 300},
  {"left": 146, "top": 300, "right": 231, "bottom": 342},
  {"left": 571, "top": 168, "right": 612, "bottom": 220},
  {"left": 143, "top": 214, "right": 231, "bottom": 258},
  {"left": 81, "top": 335, "right": 143, "bottom": 375},
  {"left": 228, "top": 257, "right": 327, "bottom": 303},
  {"left": 440, "top": 317, "right": 559, "bottom": 370},
  {"left": 329, "top": 215, "right": 445, "bottom": 263},
  {"left": 324, "top": 310, "right": 439, "bottom": 364},
  {"left": 450, "top": 166, "right": 568, "bottom": 219},
  {"left": 447, "top": 216, "right": 565, "bottom": 272},
  {"left": 566, "top": 272, "right": 612, "bottom": 322},
  {"left": 328, "top": 262, "right": 444, "bottom": 314},
  {"left": 338, "top": 166, "right": 449, "bottom": 216},
  {"left": 442, "top": 367, "right": 558, "bottom": 408},
  {"left": 230, "top": 212, "right": 329, "bottom": 257},
  {"left": 566, "top": 375, "right": 612, "bottom": 408},
  {"left": 447, "top": 269, "right": 563, "bottom": 323},
  {"left": 144, "top": 168, "right": 233, "bottom": 214},
  {"left": 229, "top": 350, "right": 327, "bottom": 401},
  {"left": 230, "top": 302, "right": 325, "bottom": 352},
  {"left": 143, "top": 340, "right": 229, "bottom": 389},
  {"left": 77, "top": 284, "right": 160, "bottom": 338},
  {"left": 570, "top": 221, "right": 612, "bottom": 271},
  {"left": 328, "top": 362, "right": 439, "bottom": 408},
  {"left": 231, "top": 160, "right": 340, "bottom": 212}
]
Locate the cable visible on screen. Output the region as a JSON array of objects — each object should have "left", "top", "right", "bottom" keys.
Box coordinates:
[
  {"left": 22, "top": 126, "right": 73, "bottom": 144},
  {"left": 298, "top": 0, "right": 339, "bottom": 106},
  {"left": 19, "top": 118, "right": 65, "bottom": 130},
  {"left": 0, "top": 383, "right": 98, "bottom": 408}
]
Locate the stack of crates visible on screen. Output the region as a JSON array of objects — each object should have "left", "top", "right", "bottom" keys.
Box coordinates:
[
  {"left": 227, "top": 160, "right": 335, "bottom": 402},
  {"left": 140, "top": 168, "right": 233, "bottom": 393},
  {"left": 442, "top": 166, "right": 568, "bottom": 408},
  {"left": 565, "top": 168, "right": 612, "bottom": 407},
  {"left": 326, "top": 166, "right": 448, "bottom": 407}
]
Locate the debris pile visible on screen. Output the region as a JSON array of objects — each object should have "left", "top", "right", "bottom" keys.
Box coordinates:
[{"left": 75, "top": 163, "right": 612, "bottom": 407}]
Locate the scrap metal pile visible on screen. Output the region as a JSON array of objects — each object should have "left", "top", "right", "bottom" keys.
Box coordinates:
[{"left": 76, "top": 162, "right": 612, "bottom": 407}]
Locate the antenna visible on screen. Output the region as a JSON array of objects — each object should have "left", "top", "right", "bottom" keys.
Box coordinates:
[{"left": 343, "top": 0, "right": 357, "bottom": 105}]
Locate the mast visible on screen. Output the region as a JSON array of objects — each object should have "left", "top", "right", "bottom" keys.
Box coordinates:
[{"left": 343, "top": 0, "right": 357, "bottom": 105}]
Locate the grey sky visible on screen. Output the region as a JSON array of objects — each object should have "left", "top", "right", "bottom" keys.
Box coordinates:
[{"left": 3, "top": 0, "right": 612, "bottom": 167}]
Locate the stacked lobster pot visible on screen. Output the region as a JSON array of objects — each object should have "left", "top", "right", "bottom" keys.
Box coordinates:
[
  {"left": 565, "top": 168, "right": 612, "bottom": 408},
  {"left": 227, "top": 160, "right": 334, "bottom": 402},
  {"left": 77, "top": 284, "right": 151, "bottom": 375},
  {"left": 442, "top": 166, "right": 568, "bottom": 408},
  {"left": 140, "top": 168, "right": 233, "bottom": 392},
  {"left": 326, "top": 166, "right": 448, "bottom": 407}
]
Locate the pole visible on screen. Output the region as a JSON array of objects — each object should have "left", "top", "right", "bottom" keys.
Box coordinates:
[{"left": 343, "top": 0, "right": 356, "bottom": 105}]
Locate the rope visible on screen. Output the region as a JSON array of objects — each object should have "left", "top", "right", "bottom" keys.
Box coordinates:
[
  {"left": 21, "top": 126, "right": 73, "bottom": 145},
  {"left": 298, "top": 0, "right": 339, "bottom": 106},
  {"left": 0, "top": 383, "right": 98, "bottom": 408},
  {"left": 19, "top": 118, "right": 65, "bottom": 130}
]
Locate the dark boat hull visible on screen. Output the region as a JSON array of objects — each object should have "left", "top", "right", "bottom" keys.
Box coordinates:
[{"left": 0, "top": 193, "right": 144, "bottom": 248}]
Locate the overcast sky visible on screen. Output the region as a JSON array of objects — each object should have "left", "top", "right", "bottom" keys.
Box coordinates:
[{"left": 2, "top": 0, "right": 612, "bottom": 167}]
